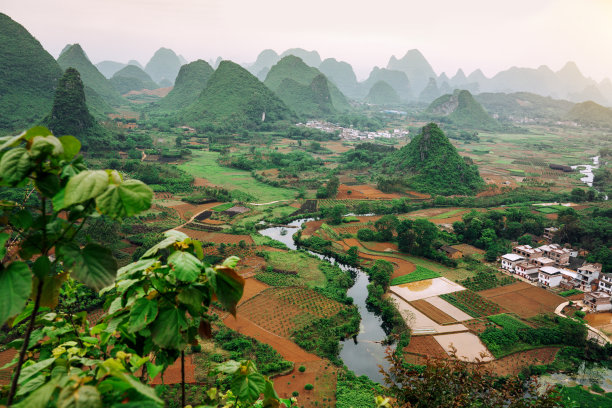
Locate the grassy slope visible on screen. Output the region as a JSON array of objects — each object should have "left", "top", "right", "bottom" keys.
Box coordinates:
[{"left": 178, "top": 150, "right": 295, "bottom": 202}]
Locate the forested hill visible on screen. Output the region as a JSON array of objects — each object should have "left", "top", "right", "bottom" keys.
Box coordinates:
[
  {"left": 57, "top": 44, "right": 123, "bottom": 111},
  {"left": 366, "top": 81, "right": 401, "bottom": 105},
  {"left": 380, "top": 123, "right": 485, "bottom": 195},
  {"left": 156, "top": 59, "right": 214, "bottom": 111},
  {"left": 427, "top": 89, "right": 500, "bottom": 130},
  {"left": 0, "top": 13, "right": 63, "bottom": 133},
  {"left": 180, "top": 60, "right": 294, "bottom": 129},
  {"left": 110, "top": 65, "right": 159, "bottom": 94},
  {"left": 44, "top": 68, "right": 112, "bottom": 151},
  {"left": 264, "top": 55, "right": 350, "bottom": 115},
  {"left": 565, "top": 101, "right": 612, "bottom": 128}
]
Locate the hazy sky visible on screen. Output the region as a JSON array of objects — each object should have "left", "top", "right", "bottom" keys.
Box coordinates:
[{"left": 3, "top": 0, "right": 612, "bottom": 81}]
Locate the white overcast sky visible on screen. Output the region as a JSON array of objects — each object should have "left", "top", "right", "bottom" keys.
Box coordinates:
[{"left": 3, "top": 0, "right": 611, "bottom": 81}]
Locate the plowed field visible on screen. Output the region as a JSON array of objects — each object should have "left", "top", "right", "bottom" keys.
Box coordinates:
[
  {"left": 336, "top": 184, "right": 402, "bottom": 200},
  {"left": 410, "top": 300, "right": 457, "bottom": 325},
  {"left": 177, "top": 229, "right": 254, "bottom": 245},
  {"left": 479, "top": 282, "right": 564, "bottom": 318}
]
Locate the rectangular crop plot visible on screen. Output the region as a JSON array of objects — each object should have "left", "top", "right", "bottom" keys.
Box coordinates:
[
  {"left": 410, "top": 300, "right": 457, "bottom": 325},
  {"left": 440, "top": 290, "right": 503, "bottom": 318},
  {"left": 390, "top": 277, "right": 465, "bottom": 302},
  {"left": 487, "top": 313, "right": 530, "bottom": 330},
  {"left": 478, "top": 281, "right": 565, "bottom": 318},
  {"left": 391, "top": 266, "right": 441, "bottom": 285}
]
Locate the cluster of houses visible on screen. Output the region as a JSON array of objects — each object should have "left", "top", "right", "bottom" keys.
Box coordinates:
[
  {"left": 298, "top": 121, "right": 409, "bottom": 140},
  {"left": 500, "top": 229, "right": 609, "bottom": 312}
]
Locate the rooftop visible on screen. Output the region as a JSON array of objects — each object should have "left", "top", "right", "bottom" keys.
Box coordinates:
[{"left": 502, "top": 253, "right": 524, "bottom": 262}]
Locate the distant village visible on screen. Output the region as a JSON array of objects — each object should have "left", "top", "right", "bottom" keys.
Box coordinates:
[
  {"left": 298, "top": 120, "right": 410, "bottom": 140},
  {"left": 495, "top": 227, "right": 609, "bottom": 313}
]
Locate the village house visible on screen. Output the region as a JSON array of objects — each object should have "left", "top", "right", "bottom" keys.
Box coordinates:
[
  {"left": 531, "top": 257, "right": 556, "bottom": 268},
  {"left": 512, "top": 245, "right": 543, "bottom": 260},
  {"left": 584, "top": 291, "right": 612, "bottom": 313},
  {"left": 543, "top": 227, "right": 558, "bottom": 242},
  {"left": 598, "top": 272, "right": 612, "bottom": 295},
  {"left": 538, "top": 244, "right": 571, "bottom": 266},
  {"left": 501, "top": 253, "right": 525, "bottom": 272},
  {"left": 514, "top": 262, "right": 540, "bottom": 281},
  {"left": 439, "top": 245, "right": 462, "bottom": 259},
  {"left": 574, "top": 263, "right": 602, "bottom": 291},
  {"left": 538, "top": 266, "right": 563, "bottom": 287}
]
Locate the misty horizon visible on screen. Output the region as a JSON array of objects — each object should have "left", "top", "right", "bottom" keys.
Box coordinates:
[{"left": 2, "top": 0, "right": 611, "bottom": 82}]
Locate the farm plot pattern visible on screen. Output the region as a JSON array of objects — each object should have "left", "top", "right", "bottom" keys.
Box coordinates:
[
  {"left": 478, "top": 282, "right": 565, "bottom": 318},
  {"left": 440, "top": 290, "right": 503, "bottom": 318},
  {"left": 237, "top": 287, "right": 345, "bottom": 338}
]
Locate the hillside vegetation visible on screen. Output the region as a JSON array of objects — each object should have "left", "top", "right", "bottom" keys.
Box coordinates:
[
  {"left": 180, "top": 60, "right": 293, "bottom": 129},
  {"left": 44, "top": 68, "right": 113, "bottom": 151},
  {"left": 156, "top": 59, "right": 214, "bottom": 111},
  {"left": 380, "top": 123, "right": 485, "bottom": 195},
  {"left": 0, "top": 13, "right": 63, "bottom": 132},
  {"left": 365, "top": 81, "right": 401, "bottom": 105},
  {"left": 427, "top": 89, "right": 500, "bottom": 130},
  {"left": 264, "top": 55, "right": 349, "bottom": 115},
  {"left": 110, "top": 65, "right": 158, "bottom": 94},
  {"left": 565, "top": 101, "right": 612, "bottom": 128},
  {"left": 57, "top": 44, "right": 123, "bottom": 110}
]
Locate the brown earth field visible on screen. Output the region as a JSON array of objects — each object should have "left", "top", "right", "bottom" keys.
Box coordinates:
[
  {"left": 161, "top": 201, "right": 222, "bottom": 221},
  {"left": 334, "top": 238, "right": 416, "bottom": 279},
  {"left": 238, "top": 277, "right": 269, "bottom": 305},
  {"left": 336, "top": 184, "right": 402, "bottom": 200},
  {"left": 273, "top": 360, "right": 338, "bottom": 407},
  {"left": 479, "top": 282, "right": 565, "bottom": 318},
  {"left": 236, "top": 256, "right": 267, "bottom": 279},
  {"left": 177, "top": 228, "right": 254, "bottom": 245},
  {"left": 301, "top": 220, "right": 323, "bottom": 238},
  {"left": 410, "top": 300, "right": 458, "bottom": 325},
  {"left": 451, "top": 244, "right": 485, "bottom": 256},
  {"left": 403, "top": 335, "right": 449, "bottom": 360}
]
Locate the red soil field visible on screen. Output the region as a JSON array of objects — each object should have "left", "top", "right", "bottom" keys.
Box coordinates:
[
  {"left": 485, "top": 347, "right": 559, "bottom": 377},
  {"left": 223, "top": 314, "right": 320, "bottom": 363},
  {"left": 176, "top": 229, "right": 254, "bottom": 245},
  {"left": 301, "top": 220, "right": 323, "bottom": 238},
  {"left": 410, "top": 300, "right": 457, "bottom": 325},
  {"left": 273, "top": 360, "right": 338, "bottom": 407},
  {"left": 236, "top": 256, "right": 267, "bottom": 279},
  {"left": 335, "top": 184, "right": 402, "bottom": 200},
  {"left": 163, "top": 201, "right": 222, "bottom": 221},
  {"left": 336, "top": 239, "right": 416, "bottom": 279},
  {"left": 479, "top": 282, "right": 565, "bottom": 318},
  {"left": 238, "top": 278, "right": 269, "bottom": 305},
  {"left": 403, "top": 335, "right": 448, "bottom": 359}
]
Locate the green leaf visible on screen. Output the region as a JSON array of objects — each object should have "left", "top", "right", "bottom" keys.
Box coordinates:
[
  {"left": 32, "top": 273, "right": 67, "bottom": 309},
  {"left": 57, "top": 385, "right": 102, "bottom": 408},
  {"left": 16, "top": 373, "right": 46, "bottom": 396},
  {"left": 35, "top": 173, "right": 61, "bottom": 198},
  {"left": 150, "top": 308, "right": 186, "bottom": 350},
  {"left": 29, "top": 135, "right": 63, "bottom": 159},
  {"left": 231, "top": 370, "right": 266, "bottom": 404},
  {"left": 128, "top": 298, "right": 158, "bottom": 333},
  {"left": 12, "top": 380, "right": 57, "bottom": 408},
  {"left": 0, "top": 147, "right": 31, "bottom": 184},
  {"left": 214, "top": 266, "right": 245, "bottom": 317},
  {"left": 0, "top": 130, "right": 27, "bottom": 151},
  {"left": 58, "top": 135, "right": 81, "bottom": 160},
  {"left": 0, "top": 232, "right": 9, "bottom": 260},
  {"left": 114, "top": 372, "right": 163, "bottom": 404},
  {"left": 141, "top": 230, "right": 189, "bottom": 259},
  {"left": 177, "top": 287, "right": 204, "bottom": 315},
  {"left": 145, "top": 362, "right": 164, "bottom": 382},
  {"left": 216, "top": 360, "right": 241, "bottom": 374},
  {"left": 67, "top": 243, "right": 117, "bottom": 291},
  {"left": 222, "top": 256, "right": 240, "bottom": 269},
  {"left": 64, "top": 170, "right": 109, "bottom": 207},
  {"left": 52, "top": 188, "right": 65, "bottom": 211},
  {"left": 168, "top": 251, "right": 202, "bottom": 282},
  {"left": 9, "top": 209, "right": 33, "bottom": 230},
  {"left": 19, "top": 357, "right": 55, "bottom": 385},
  {"left": 116, "top": 258, "right": 157, "bottom": 279},
  {"left": 32, "top": 256, "right": 51, "bottom": 279},
  {"left": 0, "top": 261, "right": 32, "bottom": 326},
  {"left": 95, "top": 180, "right": 152, "bottom": 219}
]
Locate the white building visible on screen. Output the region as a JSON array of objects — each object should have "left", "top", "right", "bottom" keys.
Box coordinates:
[
  {"left": 575, "top": 263, "right": 602, "bottom": 291},
  {"left": 501, "top": 253, "right": 525, "bottom": 272},
  {"left": 514, "top": 262, "right": 540, "bottom": 281},
  {"left": 599, "top": 272, "right": 612, "bottom": 295},
  {"left": 538, "top": 266, "right": 563, "bottom": 287},
  {"left": 584, "top": 291, "right": 612, "bottom": 312}
]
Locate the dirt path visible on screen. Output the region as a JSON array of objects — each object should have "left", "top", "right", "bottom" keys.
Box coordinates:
[{"left": 223, "top": 314, "right": 320, "bottom": 363}]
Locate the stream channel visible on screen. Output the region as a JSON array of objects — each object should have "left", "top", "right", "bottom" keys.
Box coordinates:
[{"left": 258, "top": 218, "right": 390, "bottom": 383}]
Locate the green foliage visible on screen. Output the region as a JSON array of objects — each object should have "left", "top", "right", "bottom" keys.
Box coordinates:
[
  {"left": 336, "top": 370, "right": 384, "bottom": 408},
  {"left": 298, "top": 365, "right": 306, "bottom": 372},
  {"left": 390, "top": 266, "right": 440, "bottom": 285},
  {"left": 487, "top": 314, "right": 530, "bottom": 330},
  {"left": 0, "top": 13, "right": 63, "bottom": 132},
  {"left": 264, "top": 55, "right": 349, "bottom": 115},
  {"left": 426, "top": 90, "right": 500, "bottom": 130},
  {"left": 380, "top": 123, "right": 484, "bottom": 195},
  {"left": 565, "top": 101, "right": 612, "bottom": 128},
  {"left": 155, "top": 60, "right": 214, "bottom": 111},
  {"left": 181, "top": 61, "right": 294, "bottom": 130},
  {"left": 57, "top": 44, "right": 123, "bottom": 108},
  {"left": 559, "top": 289, "right": 583, "bottom": 297},
  {"left": 560, "top": 385, "right": 612, "bottom": 408},
  {"left": 440, "top": 290, "right": 500, "bottom": 318},
  {"left": 110, "top": 65, "right": 159, "bottom": 94},
  {"left": 304, "top": 383, "right": 313, "bottom": 390},
  {"left": 365, "top": 81, "right": 401, "bottom": 105}
]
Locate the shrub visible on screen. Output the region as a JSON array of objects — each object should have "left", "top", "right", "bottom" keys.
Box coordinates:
[
  {"left": 305, "top": 384, "right": 314, "bottom": 390},
  {"left": 292, "top": 391, "right": 299, "bottom": 397},
  {"left": 298, "top": 365, "right": 306, "bottom": 373},
  {"left": 190, "top": 344, "right": 202, "bottom": 353},
  {"left": 575, "top": 310, "right": 586, "bottom": 318}
]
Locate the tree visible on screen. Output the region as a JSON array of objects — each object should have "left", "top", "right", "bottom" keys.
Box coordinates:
[
  {"left": 325, "top": 204, "right": 346, "bottom": 225},
  {"left": 375, "top": 215, "right": 398, "bottom": 242},
  {"left": 326, "top": 175, "right": 340, "bottom": 198}
]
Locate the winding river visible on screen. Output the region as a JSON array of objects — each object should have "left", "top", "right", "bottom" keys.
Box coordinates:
[
  {"left": 572, "top": 156, "right": 608, "bottom": 199},
  {"left": 258, "top": 219, "right": 390, "bottom": 383}
]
